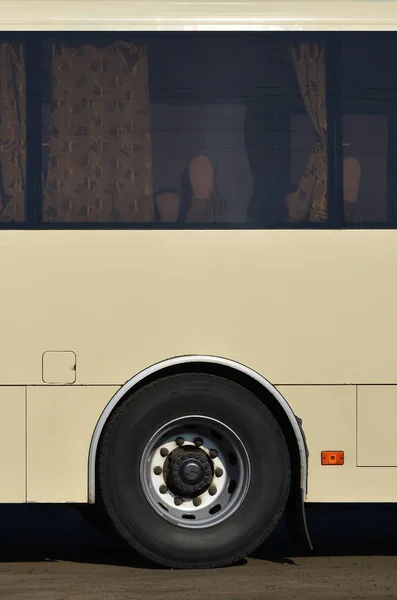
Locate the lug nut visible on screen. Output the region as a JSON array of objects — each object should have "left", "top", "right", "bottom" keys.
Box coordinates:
[
  {"left": 194, "top": 437, "right": 203, "bottom": 447},
  {"left": 153, "top": 466, "right": 162, "bottom": 475},
  {"left": 174, "top": 497, "right": 183, "bottom": 506},
  {"left": 160, "top": 447, "right": 169, "bottom": 457},
  {"left": 159, "top": 484, "right": 168, "bottom": 494},
  {"left": 209, "top": 449, "right": 218, "bottom": 459},
  {"left": 175, "top": 437, "right": 185, "bottom": 447},
  {"left": 193, "top": 497, "right": 202, "bottom": 507},
  {"left": 215, "top": 467, "right": 223, "bottom": 478},
  {"left": 209, "top": 485, "right": 217, "bottom": 496}
]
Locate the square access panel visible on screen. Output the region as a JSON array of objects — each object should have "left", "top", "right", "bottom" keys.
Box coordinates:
[
  {"left": 42, "top": 351, "right": 76, "bottom": 384},
  {"left": 357, "top": 386, "right": 397, "bottom": 466}
]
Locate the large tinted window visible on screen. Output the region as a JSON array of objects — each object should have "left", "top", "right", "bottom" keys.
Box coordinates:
[
  {"left": 39, "top": 35, "right": 329, "bottom": 226},
  {"left": 8, "top": 32, "right": 397, "bottom": 229},
  {"left": 0, "top": 41, "right": 25, "bottom": 223}
]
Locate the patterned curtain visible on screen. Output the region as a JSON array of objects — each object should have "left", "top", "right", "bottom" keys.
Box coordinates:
[
  {"left": 43, "top": 42, "right": 153, "bottom": 223},
  {"left": 0, "top": 43, "right": 25, "bottom": 222},
  {"left": 287, "top": 43, "right": 328, "bottom": 223}
]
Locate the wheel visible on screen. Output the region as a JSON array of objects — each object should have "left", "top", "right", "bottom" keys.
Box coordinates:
[{"left": 97, "top": 373, "right": 291, "bottom": 569}]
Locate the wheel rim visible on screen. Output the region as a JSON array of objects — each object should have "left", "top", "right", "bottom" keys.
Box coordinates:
[{"left": 140, "top": 415, "right": 251, "bottom": 529}]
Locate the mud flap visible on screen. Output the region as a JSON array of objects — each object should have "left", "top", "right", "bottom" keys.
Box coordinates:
[{"left": 285, "top": 487, "right": 313, "bottom": 550}]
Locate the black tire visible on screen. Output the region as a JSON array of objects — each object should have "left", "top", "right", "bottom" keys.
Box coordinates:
[{"left": 97, "top": 373, "right": 291, "bottom": 569}]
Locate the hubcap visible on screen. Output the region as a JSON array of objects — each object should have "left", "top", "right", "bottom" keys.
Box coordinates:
[
  {"left": 181, "top": 460, "right": 203, "bottom": 483},
  {"left": 140, "top": 415, "right": 251, "bottom": 529},
  {"left": 167, "top": 447, "right": 213, "bottom": 496}
]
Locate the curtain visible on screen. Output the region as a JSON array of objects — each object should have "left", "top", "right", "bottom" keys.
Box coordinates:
[
  {"left": 43, "top": 42, "right": 153, "bottom": 223},
  {"left": 287, "top": 43, "right": 327, "bottom": 223},
  {"left": 0, "top": 43, "right": 25, "bottom": 222}
]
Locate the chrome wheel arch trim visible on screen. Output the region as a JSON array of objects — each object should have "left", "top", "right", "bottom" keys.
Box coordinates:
[{"left": 88, "top": 355, "right": 308, "bottom": 503}]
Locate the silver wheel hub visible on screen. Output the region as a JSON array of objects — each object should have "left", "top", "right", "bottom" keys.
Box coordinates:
[{"left": 140, "top": 415, "right": 251, "bottom": 529}]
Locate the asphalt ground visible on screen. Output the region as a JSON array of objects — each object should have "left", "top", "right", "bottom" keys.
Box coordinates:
[{"left": 0, "top": 503, "right": 396, "bottom": 599}]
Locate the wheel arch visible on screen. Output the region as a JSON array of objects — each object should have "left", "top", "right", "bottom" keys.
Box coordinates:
[{"left": 88, "top": 355, "right": 311, "bottom": 548}]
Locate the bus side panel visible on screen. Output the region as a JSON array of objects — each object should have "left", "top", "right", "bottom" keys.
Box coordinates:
[
  {"left": 25, "top": 383, "right": 397, "bottom": 504},
  {"left": 2, "top": 230, "right": 397, "bottom": 388},
  {"left": 0, "top": 387, "right": 25, "bottom": 502},
  {"left": 27, "top": 385, "right": 118, "bottom": 502},
  {"left": 279, "top": 385, "right": 397, "bottom": 502}
]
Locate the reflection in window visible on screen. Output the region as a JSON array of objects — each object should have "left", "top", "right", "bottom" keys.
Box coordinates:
[
  {"left": 40, "top": 36, "right": 328, "bottom": 226},
  {"left": 0, "top": 42, "right": 25, "bottom": 223},
  {"left": 341, "top": 36, "right": 394, "bottom": 225},
  {"left": 343, "top": 115, "right": 388, "bottom": 224}
]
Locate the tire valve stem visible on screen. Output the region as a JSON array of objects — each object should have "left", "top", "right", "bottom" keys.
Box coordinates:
[
  {"left": 175, "top": 437, "right": 185, "bottom": 447},
  {"left": 174, "top": 497, "right": 183, "bottom": 506},
  {"left": 209, "top": 485, "right": 217, "bottom": 496}
]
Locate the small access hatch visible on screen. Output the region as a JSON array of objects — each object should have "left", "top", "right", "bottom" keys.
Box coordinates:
[{"left": 42, "top": 351, "right": 76, "bottom": 384}]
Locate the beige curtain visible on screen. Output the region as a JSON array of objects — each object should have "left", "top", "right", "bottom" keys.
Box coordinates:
[
  {"left": 287, "top": 43, "right": 327, "bottom": 223},
  {"left": 0, "top": 43, "right": 26, "bottom": 222},
  {"left": 43, "top": 42, "right": 153, "bottom": 223}
]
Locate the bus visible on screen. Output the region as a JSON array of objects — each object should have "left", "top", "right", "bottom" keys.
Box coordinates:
[{"left": 1, "top": 0, "right": 396, "bottom": 569}]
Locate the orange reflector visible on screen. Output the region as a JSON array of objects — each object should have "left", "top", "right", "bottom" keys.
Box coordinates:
[{"left": 321, "top": 451, "right": 344, "bottom": 465}]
